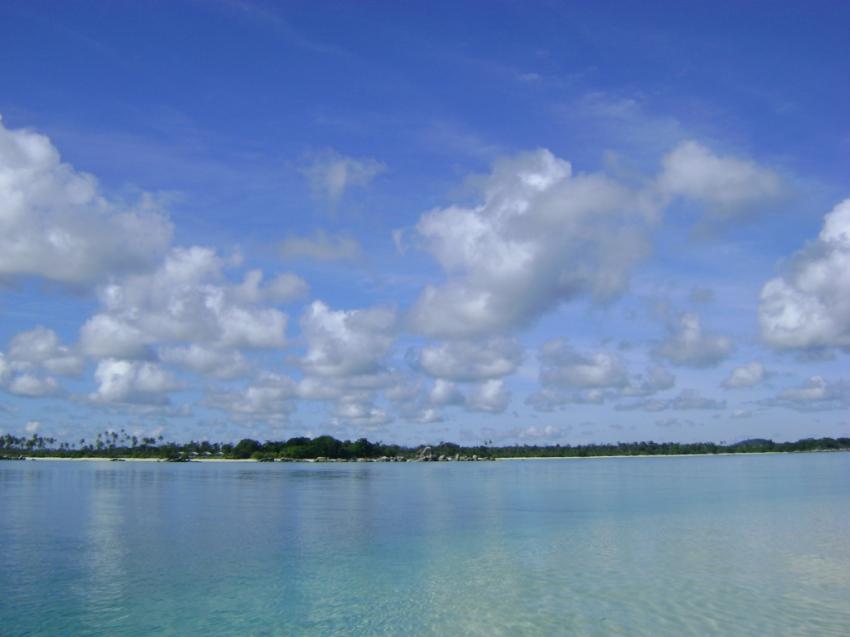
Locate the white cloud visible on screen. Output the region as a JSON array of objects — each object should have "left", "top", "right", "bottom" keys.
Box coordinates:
[
  {"left": 159, "top": 344, "right": 250, "bottom": 379},
  {"left": 24, "top": 420, "right": 40, "bottom": 434},
  {"left": 206, "top": 373, "right": 296, "bottom": 423},
  {"left": 528, "top": 341, "right": 673, "bottom": 410},
  {"left": 658, "top": 140, "right": 782, "bottom": 217},
  {"left": 429, "top": 379, "right": 466, "bottom": 406},
  {"left": 279, "top": 229, "right": 362, "bottom": 261},
  {"left": 759, "top": 198, "right": 850, "bottom": 351},
  {"left": 8, "top": 373, "right": 60, "bottom": 397},
  {"left": 90, "top": 359, "right": 180, "bottom": 405},
  {"left": 771, "top": 376, "right": 850, "bottom": 411},
  {"left": 0, "top": 117, "right": 172, "bottom": 285},
  {"left": 9, "top": 326, "right": 83, "bottom": 376},
  {"left": 0, "top": 351, "right": 64, "bottom": 398},
  {"left": 300, "top": 150, "right": 385, "bottom": 205},
  {"left": 0, "top": 353, "right": 10, "bottom": 385},
  {"left": 414, "top": 338, "right": 522, "bottom": 381},
  {"left": 332, "top": 398, "right": 391, "bottom": 428},
  {"left": 467, "top": 379, "right": 510, "bottom": 413},
  {"left": 621, "top": 366, "right": 676, "bottom": 397},
  {"left": 79, "top": 246, "right": 289, "bottom": 359},
  {"left": 722, "top": 362, "right": 765, "bottom": 389},
  {"left": 79, "top": 314, "right": 152, "bottom": 360},
  {"left": 231, "top": 269, "right": 308, "bottom": 304},
  {"left": 299, "top": 301, "right": 396, "bottom": 378},
  {"left": 654, "top": 312, "right": 733, "bottom": 367},
  {"left": 537, "top": 339, "right": 628, "bottom": 389},
  {"left": 409, "top": 148, "right": 654, "bottom": 338}
]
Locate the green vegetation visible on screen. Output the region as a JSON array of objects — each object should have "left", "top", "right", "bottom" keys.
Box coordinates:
[{"left": 1, "top": 431, "right": 849, "bottom": 461}]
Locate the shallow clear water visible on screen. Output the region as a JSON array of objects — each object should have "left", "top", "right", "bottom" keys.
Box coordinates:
[{"left": 1, "top": 453, "right": 849, "bottom": 636}]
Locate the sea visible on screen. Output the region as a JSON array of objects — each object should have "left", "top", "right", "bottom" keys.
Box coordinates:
[{"left": 1, "top": 452, "right": 849, "bottom": 636}]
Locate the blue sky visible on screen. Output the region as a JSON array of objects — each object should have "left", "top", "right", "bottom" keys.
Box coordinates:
[{"left": 1, "top": 1, "right": 848, "bottom": 445}]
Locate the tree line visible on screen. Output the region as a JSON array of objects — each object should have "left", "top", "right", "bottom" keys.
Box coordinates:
[{"left": 1, "top": 431, "right": 849, "bottom": 460}]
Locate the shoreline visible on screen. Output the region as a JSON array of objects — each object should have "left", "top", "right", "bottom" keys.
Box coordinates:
[{"left": 12, "top": 449, "right": 848, "bottom": 463}]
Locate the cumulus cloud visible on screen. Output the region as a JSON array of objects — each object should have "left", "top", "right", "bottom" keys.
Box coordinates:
[
  {"left": 159, "top": 344, "right": 250, "bottom": 380},
  {"left": 621, "top": 366, "right": 676, "bottom": 397},
  {"left": 300, "top": 150, "right": 385, "bottom": 205},
  {"left": 409, "top": 149, "right": 654, "bottom": 338},
  {"left": 528, "top": 340, "right": 673, "bottom": 410},
  {"left": 299, "top": 301, "right": 396, "bottom": 378},
  {"left": 0, "top": 117, "right": 172, "bottom": 285},
  {"left": 537, "top": 339, "right": 628, "bottom": 389},
  {"left": 8, "top": 373, "right": 60, "bottom": 397},
  {"left": 231, "top": 269, "right": 308, "bottom": 304},
  {"left": 654, "top": 312, "right": 733, "bottom": 367},
  {"left": 722, "top": 362, "right": 765, "bottom": 389},
  {"left": 759, "top": 199, "right": 850, "bottom": 351},
  {"left": 79, "top": 247, "right": 289, "bottom": 359},
  {"left": 279, "top": 229, "right": 362, "bottom": 261},
  {"left": 658, "top": 140, "right": 782, "bottom": 217},
  {"left": 0, "top": 330, "right": 77, "bottom": 398},
  {"left": 9, "top": 326, "right": 83, "bottom": 376},
  {"left": 332, "top": 398, "right": 391, "bottom": 428},
  {"left": 90, "top": 359, "right": 180, "bottom": 405},
  {"left": 429, "top": 379, "right": 466, "bottom": 406},
  {"left": 467, "top": 379, "right": 511, "bottom": 413},
  {"left": 412, "top": 338, "right": 522, "bottom": 381},
  {"left": 0, "top": 353, "right": 10, "bottom": 386},
  {"left": 291, "top": 301, "right": 402, "bottom": 426},
  {"left": 206, "top": 373, "right": 296, "bottom": 423}
]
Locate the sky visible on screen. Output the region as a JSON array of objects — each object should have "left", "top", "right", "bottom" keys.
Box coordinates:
[{"left": 0, "top": 1, "right": 849, "bottom": 446}]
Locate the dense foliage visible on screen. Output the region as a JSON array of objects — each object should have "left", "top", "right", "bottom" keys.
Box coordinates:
[{"left": 1, "top": 431, "right": 849, "bottom": 461}]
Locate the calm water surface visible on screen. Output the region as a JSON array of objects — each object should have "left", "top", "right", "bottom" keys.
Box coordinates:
[{"left": 1, "top": 453, "right": 849, "bottom": 636}]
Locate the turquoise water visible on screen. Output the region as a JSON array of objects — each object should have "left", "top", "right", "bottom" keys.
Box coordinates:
[{"left": 1, "top": 453, "right": 849, "bottom": 636}]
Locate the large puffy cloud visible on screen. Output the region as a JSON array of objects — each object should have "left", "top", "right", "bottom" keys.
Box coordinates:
[
  {"left": 658, "top": 140, "right": 782, "bottom": 217},
  {"left": 722, "top": 362, "right": 766, "bottom": 389},
  {"left": 537, "top": 339, "right": 628, "bottom": 389},
  {"left": 9, "top": 326, "right": 83, "bottom": 376},
  {"left": 299, "top": 301, "right": 396, "bottom": 378},
  {"left": 0, "top": 117, "right": 172, "bottom": 285},
  {"left": 0, "top": 328, "right": 79, "bottom": 398},
  {"left": 429, "top": 378, "right": 466, "bottom": 406},
  {"left": 420, "top": 377, "right": 510, "bottom": 414},
  {"left": 8, "top": 374, "right": 60, "bottom": 397},
  {"left": 90, "top": 359, "right": 180, "bottom": 405},
  {"left": 413, "top": 337, "right": 522, "bottom": 381},
  {"left": 654, "top": 312, "right": 733, "bottom": 367},
  {"left": 409, "top": 149, "right": 654, "bottom": 338},
  {"left": 159, "top": 344, "right": 250, "bottom": 380},
  {"left": 293, "top": 301, "right": 399, "bottom": 426},
  {"left": 467, "top": 379, "right": 511, "bottom": 413},
  {"left": 759, "top": 199, "right": 850, "bottom": 351},
  {"left": 79, "top": 247, "right": 290, "bottom": 359},
  {"left": 206, "top": 373, "right": 296, "bottom": 423}
]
